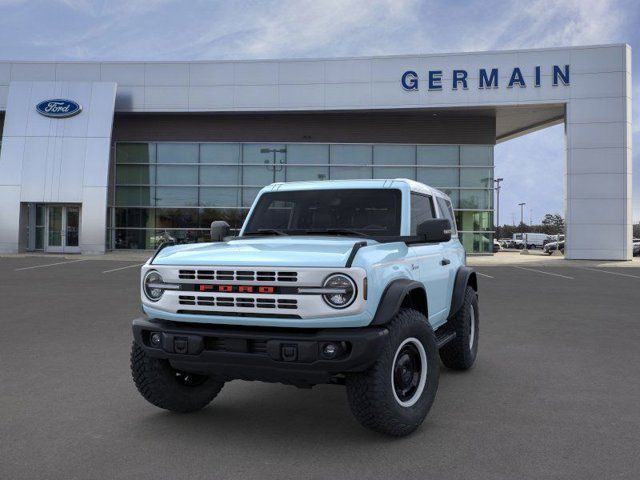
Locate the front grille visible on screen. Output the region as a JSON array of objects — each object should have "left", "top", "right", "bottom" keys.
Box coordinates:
[
  {"left": 178, "top": 269, "right": 298, "bottom": 283},
  {"left": 179, "top": 295, "right": 298, "bottom": 310}
]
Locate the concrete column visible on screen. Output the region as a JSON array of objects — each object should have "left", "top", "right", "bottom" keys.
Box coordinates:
[{"left": 564, "top": 45, "right": 632, "bottom": 260}]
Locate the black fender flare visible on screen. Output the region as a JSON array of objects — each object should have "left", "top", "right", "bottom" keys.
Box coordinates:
[
  {"left": 448, "top": 266, "right": 478, "bottom": 319},
  {"left": 370, "top": 279, "right": 428, "bottom": 326}
]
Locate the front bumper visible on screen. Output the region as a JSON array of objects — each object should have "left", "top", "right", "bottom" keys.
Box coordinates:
[{"left": 133, "top": 317, "right": 389, "bottom": 386}]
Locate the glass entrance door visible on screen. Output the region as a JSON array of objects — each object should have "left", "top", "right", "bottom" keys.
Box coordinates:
[{"left": 45, "top": 205, "right": 81, "bottom": 253}]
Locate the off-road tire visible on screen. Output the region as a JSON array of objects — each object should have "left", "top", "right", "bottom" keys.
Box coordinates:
[
  {"left": 345, "top": 308, "right": 439, "bottom": 437},
  {"left": 131, "top": 341, "right": 224, "bottom": 413},
  {"left": 439, "top": 286, "right": 478, "bottom": 370}
]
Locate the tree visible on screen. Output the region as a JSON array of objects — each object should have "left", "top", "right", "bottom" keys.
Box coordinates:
[{"left": 541, "top": 214, "right": 565, "bottom": 234}]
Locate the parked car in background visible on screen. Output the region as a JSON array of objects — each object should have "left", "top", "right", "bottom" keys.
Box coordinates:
[
  {"left": 543, "top": 240, "right": 565, "bottom": 255},
  {"left": 493, "top": 239, "right": 501, "bottom": 253},
  {"left": 633, "top": 238, "right": 640, "bottom": 257},
  {"left": 498, "top": 238, "right": 513, "bottom": 249},
  {"left": 543, "top": 234, "right": 565, "bottom": 246}
]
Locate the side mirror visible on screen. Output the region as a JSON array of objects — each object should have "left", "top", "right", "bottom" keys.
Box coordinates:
[
  {"left": 210, "top": 220, "right": 230, "bottom": 242},
  {"left": 417, "top": 218, "right": 452, "bottom": 243}
]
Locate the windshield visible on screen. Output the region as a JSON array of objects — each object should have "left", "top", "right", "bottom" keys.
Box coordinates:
[{"left": 243, "top": 188, "right": 402, "bottom": 236}]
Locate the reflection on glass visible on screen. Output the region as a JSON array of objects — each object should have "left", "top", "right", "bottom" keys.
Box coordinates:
[
  {"left": 417, "top": 168, "right": 459, "bottom": 188},
  {"left": 199, "top": 187, "right": 240, "bottom": 207},
  {"left": 459, "top": 232, "right": 493, "bottom": 254},
  {"left": 460, "top": 190, "right": 493, "bottom": 209},
  {"left": 155, "top": 187, "right": 198, "bottom": 207},
  {"left": 116, "top": 143, "right": 156, "bottom": 164},
  {"left": 157, "top": 143, "right": 198, "bottom": 164},
  {"left": 66, "top": 207, "right": 79, "bottom": 247},
  {"left": 115, "top": 187, "right": 155, "bottom": 207},
  {"left": 456, "top": 211, "right": 493, "bottom": 231},
  {"left": 48, "top": 207, "right": 63, "bottom": 247},
  {"left": 156, "top": 165, "right": 198, "bottom": 185},
  {"left": 460, "top": 146, "right": 493, "bottom": 166},
  {"left": 460, "top": 168, "right": 493, "bottom": 188},
  {"left": 112, "top": 142, "right": 496, "bottom": 253},
  {"left": 200, "top": 144, "right": 241, "bottom": 164},
  {"left": 417, "top": 146, "right": 459, "bottom": 165},
  {"left": 116, "top": 165, "right": 155, "bottom": 185},
  {"left": 115, "top": 208, "right": 154, "bottom": 229}
]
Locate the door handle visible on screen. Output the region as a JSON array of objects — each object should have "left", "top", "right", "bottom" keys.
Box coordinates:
[{"left": 441, "top": 258, "right": 451, "bottom": 266}]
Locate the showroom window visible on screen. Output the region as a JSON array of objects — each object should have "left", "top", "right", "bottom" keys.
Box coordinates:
[{"left": 109, "top": 142, "right": 494, "bottom": 252}]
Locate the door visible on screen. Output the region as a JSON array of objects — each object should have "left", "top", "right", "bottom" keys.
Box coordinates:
[
  {"left": 45, "top": 205, "right": 81, "bottom": 253},
  {"left": 408, "top": 192, "right": 449, "bottom": 326}
]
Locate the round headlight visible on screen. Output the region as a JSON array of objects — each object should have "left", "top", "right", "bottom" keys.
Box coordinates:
[
  {"left": 322, "top": 274, "right": 356, "bottom": 309},
  {"left": 143, "top": 270, "right": 164, "bottom": 302}
]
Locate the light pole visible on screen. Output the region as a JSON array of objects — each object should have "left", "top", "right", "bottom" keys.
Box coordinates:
[
  {"left": 518, "top": 202, "right": 526, "bottom": 226},
  {"left": 494, "top": 177, "right": 503, "bottom": 229},
  {"left": 518, "top": 202, "right": 527, "bottom": 253},
  {"left": 261, "top": 147, "right": 287, "bottom": 183}
]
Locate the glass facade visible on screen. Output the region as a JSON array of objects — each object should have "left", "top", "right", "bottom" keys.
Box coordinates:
[{"left": 109, "top": 142, "right": 494, "bottom": 253}]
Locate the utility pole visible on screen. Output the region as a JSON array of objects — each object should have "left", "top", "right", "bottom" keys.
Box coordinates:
[
  {"left": 518, "top": 202, "right": 526, "bottom": 226},
  {"left": 494, "top": 178, "right": 503, "bottom": 228}
]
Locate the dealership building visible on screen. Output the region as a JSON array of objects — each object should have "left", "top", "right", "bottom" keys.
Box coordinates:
[{"left": 0, "top": 44, "right": 633, "bottom": 259}]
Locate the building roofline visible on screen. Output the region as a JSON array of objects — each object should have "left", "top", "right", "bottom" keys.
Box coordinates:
[{"left": 0, "top": 43, "right": 629, "bottom": 65}]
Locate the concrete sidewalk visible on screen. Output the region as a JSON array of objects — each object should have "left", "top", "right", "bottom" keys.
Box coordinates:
[{"left": 469, "top": 251, "right": 640, "bottom": 268}]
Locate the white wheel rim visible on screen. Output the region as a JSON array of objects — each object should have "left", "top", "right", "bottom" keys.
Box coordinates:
[
  {"left": 391, "top": 337, "right": 428, "bottom": 408},
  {"left": 469, "top": 304, "right": 476, "bottom": 350}
]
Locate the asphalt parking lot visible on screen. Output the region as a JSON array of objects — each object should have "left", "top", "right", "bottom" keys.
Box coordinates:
[{"left": 1, "top": 256, "right": 640, "bottom": 479}]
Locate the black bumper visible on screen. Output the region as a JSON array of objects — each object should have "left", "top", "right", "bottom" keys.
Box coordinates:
[{"left": 132, "top": 317, "right": 389, "bottom": 386}]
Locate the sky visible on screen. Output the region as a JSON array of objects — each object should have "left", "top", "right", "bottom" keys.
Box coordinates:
[{"left": 0, "top": 0, "right": 638, "bottom": 225}]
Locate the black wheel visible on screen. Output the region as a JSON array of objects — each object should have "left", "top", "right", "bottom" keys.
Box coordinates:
[
  {"left": 131, "top": 341, "right": 224, "bottom": 413},
  {"left": 439, "top": 286, "right": 479, "bottom": 370},
  {"left": 345, "top": 308, "right": 439, "bottom": 436}
]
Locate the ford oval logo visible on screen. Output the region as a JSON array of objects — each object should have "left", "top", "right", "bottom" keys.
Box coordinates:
[{"left": 36, "top": 99, "right": 82, "bottom": 118}]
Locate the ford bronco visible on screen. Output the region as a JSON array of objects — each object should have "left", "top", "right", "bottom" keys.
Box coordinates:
[{"left": 131, "top": 179, "right": 479, "bottom": 436}]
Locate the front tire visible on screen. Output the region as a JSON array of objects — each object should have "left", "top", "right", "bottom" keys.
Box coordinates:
[
  {"left": 131, "top": 341, "right": 224, "bottom": 413},
  {"left": 345, "top": 309, "right": 439, "bottom": 436},
  {"left": 439, "top": 286, "right": 479, "bottom": 370}
]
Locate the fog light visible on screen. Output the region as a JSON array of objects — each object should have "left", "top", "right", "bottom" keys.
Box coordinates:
[
  {"left": 150, "top": 332, "right": 162, "bottom": 347},
  {"left": 322, "top": 343, "right": 338, "bottom": 359}
]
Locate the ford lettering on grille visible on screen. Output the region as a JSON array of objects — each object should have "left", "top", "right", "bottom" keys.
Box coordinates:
[{"left": 198, "top": 284, "right": 276, "bottom": 294}]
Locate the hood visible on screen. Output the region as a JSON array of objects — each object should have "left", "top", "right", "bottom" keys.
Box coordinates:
[{"left": 151, "top": 236, "right": 369, "bottom": 268}]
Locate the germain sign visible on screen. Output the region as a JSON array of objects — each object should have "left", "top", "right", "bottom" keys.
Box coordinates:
[
  {"left": 401, "top": 65, "right": 570, "bottom": 91},
  {"left": 36, "top": 99, "right": 82, "bottom": 118}
]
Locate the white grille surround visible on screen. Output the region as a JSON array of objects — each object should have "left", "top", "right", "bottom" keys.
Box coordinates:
[{"left": 141, "top": 265, "right": 367, "bottom": 320}]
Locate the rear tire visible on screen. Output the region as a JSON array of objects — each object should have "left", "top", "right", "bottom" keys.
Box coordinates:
[
  {"left": 131, "top": 341, "right": 224, "bottom": 413},
  {"left": 439, "top": 286, "right": 479, "bottom": 370},
  {"left": 345, "top": 308, "right": 439, "bottom": 436}
]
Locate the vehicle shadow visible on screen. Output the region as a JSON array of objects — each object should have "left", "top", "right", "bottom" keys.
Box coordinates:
[{"left": 132, "top": 369, "right": 458, "bottom": 445}]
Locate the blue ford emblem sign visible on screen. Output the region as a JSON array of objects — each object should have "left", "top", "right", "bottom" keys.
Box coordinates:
[{"left": 36, "top": 99, "right": 82, "bottom": 118}]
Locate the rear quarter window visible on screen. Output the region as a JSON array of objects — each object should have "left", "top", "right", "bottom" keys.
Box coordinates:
[{"left": 436, "top": 197, "right": 457, "bottom": 235}]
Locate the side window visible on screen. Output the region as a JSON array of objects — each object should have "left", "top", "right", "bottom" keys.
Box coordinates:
[
  {"left": 436, "top": 197, "right": 457, "bottom": 235},
  {"left": 410, "top": 193, "right": 435, "bottom": 234}
]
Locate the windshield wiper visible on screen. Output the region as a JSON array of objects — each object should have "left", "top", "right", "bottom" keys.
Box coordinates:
[
  {"left": 245, "top": 229, "right": 288, "bottom": 236},
  {"left": 305, "top": 228, "right": 370, "bottom": 238}
]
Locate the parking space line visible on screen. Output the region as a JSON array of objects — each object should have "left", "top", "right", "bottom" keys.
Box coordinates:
[
  {"left": 102, "top": 263, "right": 144, "bottom": 274},
  {"left": 578, "top": 267, "right": 640, "bottom": 279},
  {"left": 476, "top": 272, "right": 494, "bottom": 279},
  {"left": 512, "top": 266, "right": 574, "bottom": 279},
  {"left": 15, "top": 259, "right": 88, "bottom": 271}
]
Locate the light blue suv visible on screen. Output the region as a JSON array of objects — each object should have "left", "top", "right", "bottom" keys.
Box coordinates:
[{"left": 131, "top": 179, "right": 479, "bottom": 436}]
